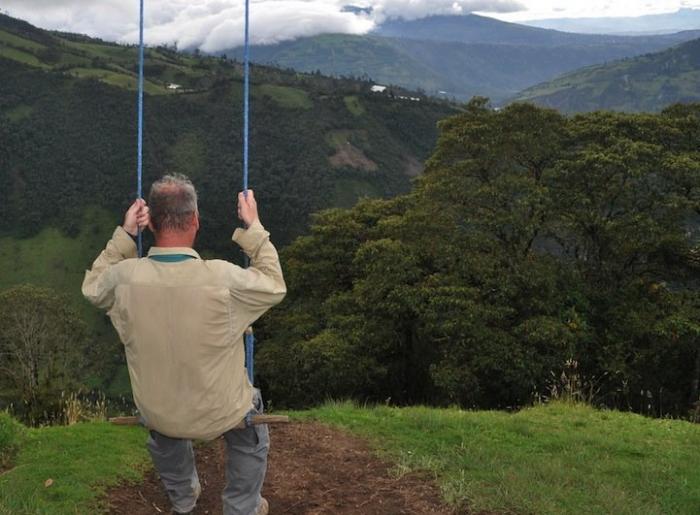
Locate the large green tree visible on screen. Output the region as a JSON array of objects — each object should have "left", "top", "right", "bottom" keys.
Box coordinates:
[
  {"left": 0, "top": 285, "right": 87, "bottom": 422},
  {"left": 258, "top": 100, "right": 700, "bottom": 416}
]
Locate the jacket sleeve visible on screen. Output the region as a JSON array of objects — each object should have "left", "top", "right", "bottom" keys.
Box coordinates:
[
  {"left": 82, "top": 226, "right": 138, "bottom": 310},
  {"left": 230, "top": 219, "right": 287, "bottom": 326}
]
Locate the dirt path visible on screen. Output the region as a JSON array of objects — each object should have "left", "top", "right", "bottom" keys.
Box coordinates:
[{"left": 106, "top": 422, "right": 456, "bottom": 514}]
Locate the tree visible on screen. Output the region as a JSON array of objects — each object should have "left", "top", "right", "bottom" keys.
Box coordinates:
[
  {"left": 0, "top": 285, "right": 87, "bottom": 422},
  {"left": 258, "top": 102, "right": 700, "bottom": 415}
]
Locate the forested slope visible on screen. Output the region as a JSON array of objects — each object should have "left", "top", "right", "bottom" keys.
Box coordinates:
[
  {"left": 0, "top": 13, "right": 455, "bottom": 413},
  {"left": 258, "top": 99, "right": 700, "bottom": 417},
  {"left": 515, "top": 37, "right": 700, "bottom": 113},
  {"left": 0, "top": 13, "right": 455, "bottom": 249},
  {"left": 225, "top": 15, "right": 700, "bottom": 102}
]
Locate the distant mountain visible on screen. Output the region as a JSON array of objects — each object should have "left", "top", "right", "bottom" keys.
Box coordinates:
[
  {"left": 225, "top": 21, "right": 700, "bottom": 102},
  {"left": 514, "top": 38, "right": 700, "bottom": 113},
  {"left": 524, "top": 8, "right": 700, "bottom": 36},
  {"left": 373, "top": 13, "right": 697, "bottom": 45},
  {"left": 0, "top": 12, "right": 456, "bottom": 247}
]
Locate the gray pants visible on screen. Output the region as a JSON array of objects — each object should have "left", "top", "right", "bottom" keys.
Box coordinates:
[{"left": 146, "top": 391, "right": 269, "bottom": 515}]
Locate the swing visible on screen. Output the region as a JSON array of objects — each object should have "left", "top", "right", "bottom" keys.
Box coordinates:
[{"left": 110, "top": 0, "right": 287, "bottom": 429}]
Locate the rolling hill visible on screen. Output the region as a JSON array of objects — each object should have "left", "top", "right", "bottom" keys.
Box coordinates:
[
  {"left": 525, "top": 8, "right": 700, "bottom": 36},
  {"left": 0, "top": 12, "right": 456, "bottom": 397},
  {"left": 514, "top": 37, "right": 700, "bottom": 113},
  {"left": 373, "top": 13, "right": 700, "bottom": 45},
  {"left": 224, "top": 14, "right": 700, "bottom": 102}
]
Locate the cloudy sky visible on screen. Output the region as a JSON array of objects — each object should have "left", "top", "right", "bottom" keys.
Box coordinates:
[{"left": 2, "top": 0, "right": 700, "bottom": 51}]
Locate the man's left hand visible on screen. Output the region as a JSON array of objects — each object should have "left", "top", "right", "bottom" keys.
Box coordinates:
[{"left": 123, "top": 198, "right": 150, "bottom": 236}]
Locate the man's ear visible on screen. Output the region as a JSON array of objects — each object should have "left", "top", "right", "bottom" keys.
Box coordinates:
[
  {"left": 193, "top": 211, "right": 200, "bottom": 231},
  {"left": 148, "top": 220, "right": 156, "bottom": 233}
]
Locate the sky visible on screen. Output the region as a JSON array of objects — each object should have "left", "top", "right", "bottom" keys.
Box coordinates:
[{"left": 2, "top": 0, "right": 700, "bottom": 51}]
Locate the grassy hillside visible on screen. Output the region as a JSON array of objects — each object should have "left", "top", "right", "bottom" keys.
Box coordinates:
[
  {"left": 524, "top": 8, "right": 700, "bottom": 35},
  {"left": 515, "top": 38, "right": 700, "bottom": 113},
  {"left": 0, "top": 12, "right": 456, "bottom": 400},
  {"left": 0, "top": 12, "right": 454, "bottom": 247},
  {"left": 0, "top": 416, "right": 148, "bottom": 514},
  {"left": 225, "top": 21, "right": 700, "bottom": 102},
  {"left": 374, "top": 13, "right": 700, "bottom": 46},
  {"left": 301, "top": 402, "right": 700, "bottom": 514},
  {"left": 1, "top": 403, "right": 699, "bottom": 514}
]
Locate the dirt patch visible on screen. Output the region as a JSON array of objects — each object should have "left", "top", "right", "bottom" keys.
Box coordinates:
[
  {"left": 404, "top": 156, "right": 425, "bottom": 177},
  {"left": 329, "top": 142, "right": 378, "bottom": 172},
  {"left": 104, "top": 422, "right": 456, "bottom": 514}
]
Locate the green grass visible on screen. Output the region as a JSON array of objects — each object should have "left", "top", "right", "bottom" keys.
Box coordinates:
[
  {"left": 0, "top": 420, "right": 149, "bottom": 514},
  {"left": 325, "top": 129, "right": 354, "bottom": 149},
  {"left": 0, "top": 46, "right": 46, "bottom": 68},
  {"left": 0, "top": 207, "right": 116, "bottom": 332},
  {"left": 256, "top": 84, "right": 313, "bottom": 109},
  {"left": 55, "top": 39, "right": 131, "bottom": 61},
  {"left": 0, "top": 30, "right": 46, "bottom": 52},
  {"left": 2, "top": 403, "right": 696, "bottom": 514},
  {"left": 0, "top": 412, "right": 25, "bottom": 470},
  {"left": 4, "top": 104, "right": 33, "bottom": 122},
  {"left": 344, "top": 95, "right": 365, "bottom": 116},
  {"left": 292, "top": 401, "right": 700, "bottom": 514},
  {"left": 69, "top": 67, "right": 168, "bottom": 94}
]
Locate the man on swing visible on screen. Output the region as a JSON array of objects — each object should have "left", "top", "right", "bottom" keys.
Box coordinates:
[{"left": 83, "top": 174, "right": 285, "bottom": 515}]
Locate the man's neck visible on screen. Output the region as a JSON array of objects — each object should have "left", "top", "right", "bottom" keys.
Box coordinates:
[{"left": 154, "top": 231, "right": 195, "bottom": 248}]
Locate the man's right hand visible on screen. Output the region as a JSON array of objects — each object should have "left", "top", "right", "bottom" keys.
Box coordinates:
[
  {"left": 123, "top": 198, "right": 150, "bottom": 236},
  {"left": 237, "top": 190, "right": 259, "bottom": 227}
]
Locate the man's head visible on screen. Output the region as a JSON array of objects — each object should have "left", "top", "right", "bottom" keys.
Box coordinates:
[{"left": 148, "top": 174, "right": 199, "bottom": 245}]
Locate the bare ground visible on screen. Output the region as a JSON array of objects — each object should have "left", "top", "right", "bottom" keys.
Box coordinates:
[{"left": 105, "top": 422, "right": 458, "bottom": 514}]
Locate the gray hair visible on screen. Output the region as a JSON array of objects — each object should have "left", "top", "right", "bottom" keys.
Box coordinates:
[{"left": 148, "top": 174, "right": 198, "bottom": 232}]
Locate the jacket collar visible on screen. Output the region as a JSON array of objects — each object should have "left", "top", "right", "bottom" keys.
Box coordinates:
[{"left": 147, "top": 246, "right": 201, "bottom": 260}]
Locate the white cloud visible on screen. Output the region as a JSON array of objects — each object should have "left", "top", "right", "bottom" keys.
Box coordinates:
[
  {"left": 3, "top": 0, "right": 697, "bottom": 51},
  {"left": 371, "top": 0, "right": 523, "bottom": 22},
  {"left": 2, "top": 0, "right": 525, "bottom": 50}
]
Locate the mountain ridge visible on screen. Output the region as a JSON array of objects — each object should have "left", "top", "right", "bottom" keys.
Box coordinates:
[
  {"left": 514, "top": 36, "right": 700, "bottom": 113},
  {"left": 524, "top": 8, "right": 700, "bottom": 36},
  {"left": 223, "top": 14, "right": 700, "bottom": 101}
]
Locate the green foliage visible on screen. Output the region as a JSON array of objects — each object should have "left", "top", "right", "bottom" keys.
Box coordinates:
[
  {"left": 260, "top": 101, "right": 700, "bottom": 416},
  {"left": 294, "top": 401, "right": 700, "bottom": 514},
  {"left": 0, "top": 286, "right": 88, "bottom": 424},
  {"left": 0, "top": 16, "right": 455, "bottom": 250},
  {"left": 0, "top": 13, "right": 455, "bottom": 407},
  {"left": 0, "top": 412, "right": 25, "bottom": 470},
  {"left": 256, "top": 84, "right": 313, "bottom": 109},
  {"left": 343, "top": 95, "right": 365, "bottom": 116},
  {"left": 226, "top": 29, "right": 699, "bottom": 103},
  {"left": 517, "top": 38, "right": 700, "bottom": 113},
  {"left": 0, "top": 422, "right": 149, "bottom": 514}
]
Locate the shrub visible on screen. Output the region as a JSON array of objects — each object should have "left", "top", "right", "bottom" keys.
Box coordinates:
[{"left": 0, "top": 411, "right": 25, "bottom": 470}]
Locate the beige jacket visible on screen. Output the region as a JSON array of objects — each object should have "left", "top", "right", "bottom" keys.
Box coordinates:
[{"left": 82, "top": 220, "right": 286, "bottom": 440}]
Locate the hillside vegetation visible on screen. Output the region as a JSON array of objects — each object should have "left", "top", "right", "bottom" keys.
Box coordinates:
[
  {"left": 0, "top": 415, "right": 148, "bottom": 514},
  {"left": 1, "top": 403, "right": 699, "bottom": 514},
  {"left": 258, "top": 100, "right": 700, "bottom": 418},
  {"left": 524, "top": 8, "right": 700, "bottom": 35},
  {"left": 516, "top": 37, "right": 700, "bottom": 112},
  {"left": 374, "top": 14, "right": 700, "bottom": 46},
  {"left": 226, "top": 15, "right": 700, "bottom": 102},
  {"left": 302, "top": 402, "right": 700, "bottom": 514},
  {"left": 0, "top": 12, "right": 455, "bottom": 415}
]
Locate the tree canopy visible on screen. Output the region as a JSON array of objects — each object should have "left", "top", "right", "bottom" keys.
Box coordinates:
[{"left": 258, "top": 100, "right": 700, "bottom": 416}]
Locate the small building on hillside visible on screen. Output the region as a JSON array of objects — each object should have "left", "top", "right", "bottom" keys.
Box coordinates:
[{"left": 370, "top": 85, "right": 387, "bottom": 93}]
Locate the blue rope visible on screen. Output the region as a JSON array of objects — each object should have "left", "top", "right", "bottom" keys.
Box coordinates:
[
  {"left": 136, "top": 0, "right": 145, "bottom": 257},
  {"left": 133, "top": 0, "right": 255, "bottom": 383},
  {"left": 243, "top": 0, "right": 250, "bottom": 194},
  {"left": 243, "top": 0, "right": 255, "bottom": 385}
]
